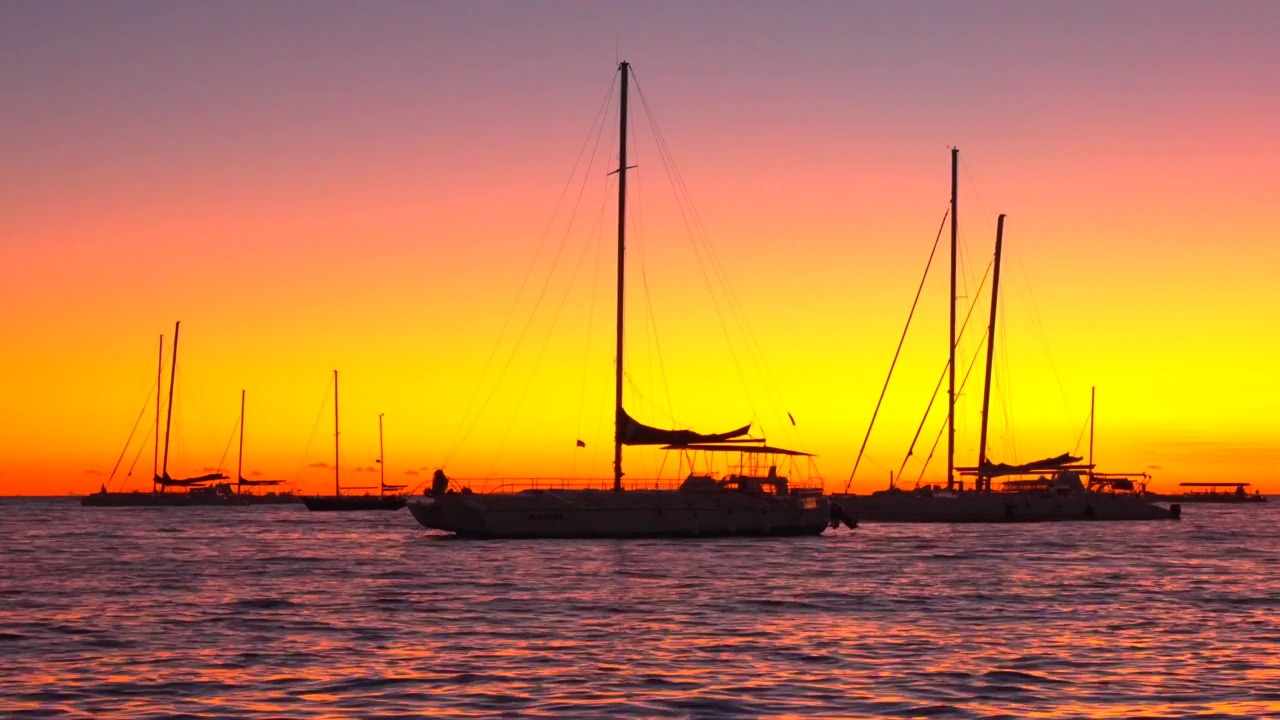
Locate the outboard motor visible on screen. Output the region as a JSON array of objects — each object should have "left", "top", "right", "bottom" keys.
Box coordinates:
[{"left": 431, "top": 469, "right": 450, "bottom": 497}]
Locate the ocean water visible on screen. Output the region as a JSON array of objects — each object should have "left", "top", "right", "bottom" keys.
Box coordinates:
[{"left": 1, "top": 498, "right": 1278, "bottom": 718}]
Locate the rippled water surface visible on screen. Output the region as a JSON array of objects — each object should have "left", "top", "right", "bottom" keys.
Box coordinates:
[{"left": 2, "top": 498, "right": 1279, "bottom": 718}]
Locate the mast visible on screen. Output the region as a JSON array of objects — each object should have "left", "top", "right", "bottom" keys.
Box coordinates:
[
  {"left": 160, "top": 321, "right": 180, "bottom": 486},
  {"left": 333, "top": 370, "right": 340, "bottom": 497},
  {"left": 1089, "top": 386, "right": 1096, "bottom": 482},
  {"left": 154, "top": 333, "right": 163, "bottom": 492},
  {"left": 977, "top": 214, "right": 1006, "bottom": 492},
  {"left": 237, "top": 389, "right": 245, "bottom": 491},
  {"left": 947, "top": 148, "right": 958, "bottom": 490},
  {"left": 613, "top": 60, "right": 630, "bottom": 493},
  {"left": 379, "top": 413, "right": 385, "bottom": 496}
]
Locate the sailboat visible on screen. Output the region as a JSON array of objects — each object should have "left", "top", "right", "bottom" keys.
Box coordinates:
[
  {"left": 407, "top": 62, "right": 830, "bottom": 538},
  {"left": 302, "top": 371, "right": 407, "bottom": 511},
  {"left": 82, "top": 322, "right": 241, "bottom": 507},
  {"left": 829, "top": 151, "right": 1177, "bottom": 523},
  {"left": 233, "top": 390, "right": 301, "bottom": 505}
]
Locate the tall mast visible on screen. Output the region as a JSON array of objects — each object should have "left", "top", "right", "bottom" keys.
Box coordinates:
[
  {"left": 161, "top": 321, "right": 180, "bottom": 485},
  {"left": 977, "top": 214, "right": 1006, "bottom": 492},
  {"left": 1089, "top": 386, "right": 1096, "bottom": 482},
  {"left": 333, "top": 370, "right": 340, "bottom": 497},
  {"left": 947, "top": 148, "right": 958, "bottom": 490},
  {"left": 613, "top": 60, "right": 630, "bottom": 493},
  {"left": 379, "top": 413, "right": 385, "bottom": 496},
  {"left": 154, "top": 333, "right": 163, "bottom": 492},
  {"left": 237, "top": 389, "right": 246, "bottom": 490}
]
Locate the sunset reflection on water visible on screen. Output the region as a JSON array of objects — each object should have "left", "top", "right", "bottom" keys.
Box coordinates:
[{"left": 2, "top": 499, "right": 1278, "bottom": 717}]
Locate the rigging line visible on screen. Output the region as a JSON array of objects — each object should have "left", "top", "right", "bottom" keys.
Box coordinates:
[
  {"left": 622, "top": 372, "right": 683, "bottom": 425},
  {"left": 897, "top": 258, "right": 994, "bottom": 483},
  {"left": 176, "top": 357, "right": 220, "bottom": 461},
  {"left": 959, "top": 155, "right": 996, "bottom": 243},
  {"left": 627, "top": 110, "right": 675, "bottom": 426},
  {"left": 634, "top": 77, "right": 796, "bottom": 447},
  {"left": 1072, "top": 402, "right": 1090, "bottom": 456},
  {"left": 215, "top": 413, "right": 241, "bottom": 479},
  {"left": 632, "top": 79, "right": 761, "bottom": 427},
  {"left": 1009, "top": 240, "right": 1079, "bottom": 443},
  {"left": 572, "top": 179, "right": 611, "bottom": 478},
  {"left": 625, "top": 97, "right": 666, "bottom": 423},
  {"left": 630, "top": 174, "right": 676, "bottom": 425},
  {"left": 442, "top": 84, "right": 617, "bottom": 468},
  {"left": 123, "top": 417, "right": 156, "bottom": 483},
  {"left": 635, "top": 96, "right": 774, "bottom": 425},
  {"left": 106, "top": 383, "right": 157, "bottom": 486},
  {"left": 486, "top": 186, "right": 613, "bottom": 475},
  {"left": 997, "top": 295, "right": 1016, "bottom": 462},
  {"left": 844, "top": 208, "right": 949, "bottom": 493},
  {"left": 914, "top": 325, "right": 990, "bottom": 485},
  {"left": 628, "top": 173, "right": 656, "bottom": 423},
  {"left": 293, "top": 374, "right": 334, "bottom": 485},
  {"left": 441, "top": 74, "right": 617, "bottom": 466}
]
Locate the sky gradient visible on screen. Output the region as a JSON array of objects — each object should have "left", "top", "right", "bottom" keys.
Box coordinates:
[{"left": 2, "top": 1, "right": 1278, "bottom": 495}]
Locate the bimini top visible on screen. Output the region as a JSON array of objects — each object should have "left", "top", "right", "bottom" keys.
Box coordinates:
[{"left": 661, "top": 443, "right": 815, "bottom": 457}]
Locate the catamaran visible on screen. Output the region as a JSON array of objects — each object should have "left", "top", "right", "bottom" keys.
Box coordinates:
[
  {"left": 82, "top": 322, "right": 241, "bottom": 507},
  {"left": 830, "top": 151, "right": 1177, "bottom": 523},
  {"left": 407, "top": 62, "right": 830, "bottom": 538}
]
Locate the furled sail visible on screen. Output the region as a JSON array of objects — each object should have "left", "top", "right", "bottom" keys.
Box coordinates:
[
  {"left": 155, "top": 473, "right": 229, "bottom": 487},
  {"left": 618, "top": 408, "right": 751, "bottom": 447},
  {"left": 237, "top": 477, "right": 285, "bottom": 486},
  {"left": 979, "top": 452, "right": 1082, "bottom": 478}
]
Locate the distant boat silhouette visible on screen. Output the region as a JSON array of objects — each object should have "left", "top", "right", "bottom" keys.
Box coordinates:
[
  {"left": 303, "top": 371, "right": 406, "bottom": 512},
  {"left": 234, "top": 390, "right": 300, "bottom": 505},
  {"left": 83, "top": 322, "right": 241, "bottom": 507},
  {"left": 407, "top": 62, "right": 830, "bottom": 538},
  {"left": 1149, "top": 482, "right": 1266, "bottom": 504}
]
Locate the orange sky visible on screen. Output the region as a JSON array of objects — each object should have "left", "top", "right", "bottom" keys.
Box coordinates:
[{"left": 2, "top": 2, "right": 1278, "bottom": 495}]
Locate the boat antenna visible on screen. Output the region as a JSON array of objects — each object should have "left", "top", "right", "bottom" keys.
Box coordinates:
[
  {"left": 334, "top": 370, "right": 340, "bottom": 497},
  {"left": 238, "top": 389, "right": 246, "bottom": 491},
  {"left": 379, "top": 412, "right": 385, "bottom": 497},
  {"left": 161, "top": 321, "right": 180, "bottom": 487},
  {"left": 613, "top": 60, "right": 630, "bottom": 493},
  {"left": 948, "top": 148, "right": 958, "bottom": 490},
  {"left": 154, "top": 333, "right": 163, "bottom": 492},
  {"left": 977, "top": 214, "right": 1006, "bottom": 492},
  {"left": 1088, "top": 386, "right": 1096, "bottom": 482}
]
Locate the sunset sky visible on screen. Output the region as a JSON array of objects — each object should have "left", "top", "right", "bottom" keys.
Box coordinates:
[{"left": 2, "top": 1, "right": 1277, "bottom": 495}]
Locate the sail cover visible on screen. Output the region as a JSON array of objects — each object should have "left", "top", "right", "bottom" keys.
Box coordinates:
[
  {"left": 979, "top": 452, "right": 1082, "bottom": 478},
  {"left": 618, "top": 408, "right": 751, "bottom": 447},
  {"left": 155, "top": 473, "right": 228, "bottom": 487},
  {"left": 237, "top": 477, "right": 285, "bottom": 486}
]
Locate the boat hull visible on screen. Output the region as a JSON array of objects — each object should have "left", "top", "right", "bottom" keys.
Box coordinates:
[
  {"left": 407, "top": 490, "right": 829, "bottom": 538},
  {"left": 1148, "top": 494, "right": 1265, "bottom": 504},
  {"left": 303, "top": 495, "right": 407, "bottom": 512},
  {"left": 831, "top": 492, "right": 1179, "bottom": 523},
  {"left": 241, "top": 493, "right": 303, "bottom": 505}
]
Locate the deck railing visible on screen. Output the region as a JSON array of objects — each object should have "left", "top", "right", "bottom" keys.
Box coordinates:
[{"left": 456, "top": 475, "right": 824, "bottom": 495}]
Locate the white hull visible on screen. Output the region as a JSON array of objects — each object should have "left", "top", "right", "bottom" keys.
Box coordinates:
[{"left": 408, "top": 488, "right": 830, "bottom": 538}]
